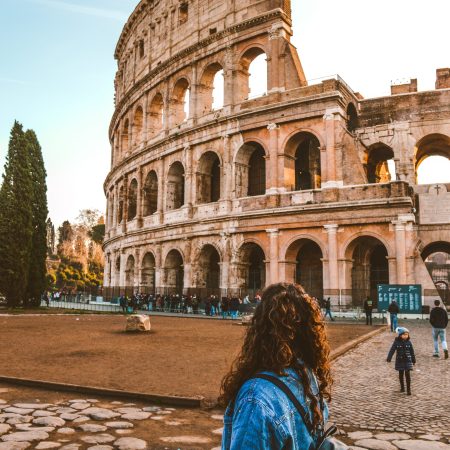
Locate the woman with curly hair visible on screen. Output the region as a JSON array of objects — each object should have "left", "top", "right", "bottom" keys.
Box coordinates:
[{"left": 219, "top": 282, "right": 333, "bottom": 450}]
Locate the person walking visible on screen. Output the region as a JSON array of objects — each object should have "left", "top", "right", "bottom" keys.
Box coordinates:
[
  {"left": 429, "top": 299, "right": 449, "bottom": 359},
  {"left": 388, "top": 300, "right": 399, "bottom": 332},
  {"left": 386, "top": 327, "right": 416, "bottom": 395},
  {"left": 220, "top": 283, "right": 344, "bottom": 449},
  {"left": 363, "top": 296, "right": 373, "bottom": 325},
  {"left": 324, "top": 297, "right": 334, "bottom": 321}
]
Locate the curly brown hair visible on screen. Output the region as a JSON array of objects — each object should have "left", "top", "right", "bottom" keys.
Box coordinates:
[{"left": 218, "top": 283, "right": 332, "bottom": 431}]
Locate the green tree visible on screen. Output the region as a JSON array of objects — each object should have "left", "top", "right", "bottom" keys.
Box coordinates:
[
  {"left": 0, "top": 122, "right": 34, "bottom": 307},
  {"left": 25, "top": 130, "right": 48, "bottom": 306}
]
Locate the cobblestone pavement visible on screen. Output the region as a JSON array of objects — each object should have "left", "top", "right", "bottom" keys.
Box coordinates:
[{"left": 329, "top": 321, "right": 450, "bottom": 449}]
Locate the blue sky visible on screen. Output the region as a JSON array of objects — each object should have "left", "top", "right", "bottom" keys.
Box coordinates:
[{"left": 0, "top": 0, "right": 448, "bottom": 226}]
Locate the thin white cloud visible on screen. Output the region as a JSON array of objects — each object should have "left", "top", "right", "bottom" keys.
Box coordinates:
[{"left": 26, "top": 0, "right": 128, "bottom": 21}]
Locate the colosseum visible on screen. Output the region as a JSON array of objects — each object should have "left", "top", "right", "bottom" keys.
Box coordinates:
[{"left": 103, "top": 0, "right": 450, "bottom": 308}]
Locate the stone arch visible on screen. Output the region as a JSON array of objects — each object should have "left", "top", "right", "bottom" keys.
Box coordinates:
[
  {"left": 284, "top": 131, "right": 322, "bottom": 191},
  {"left": 121, "top": 119, "right": 129, "bottom": 154},
  {"left": 414, "top": 133, "right": 450, "bottom": 184},
  {"left": 125, "top": 254, "right": 135, "bottom": 287},
  {"left": 235, "top": 141, "right": 266, "bottom": 197},
  {"left": 195, "top": 244, "right": 222, "bottom": 291},
  {"left": 237, "top": 241, "right": 266, "bottom": 293},
  {"left": 346, "top": 103, "right": 359, "bottom": 132},
  {"left": 199, "top": 62, "right": 224, "bottom": 113},
  {"left": 164, "top": 249, "right": 184, "bottom": 293},
  {"left": 166, "top": 162, "right": 185, "bottom": 210},
  {"left": 285, "top": 238, "right": 324, "bottom": 299},
  {"left": 133, "top": 105, "right": 144, "bottom": 146},
  {"left": 196, "top": 151, "right": 221, "bottom": 203},
  {"left": 143, "top": 170, "right": 158, "bottom": 216},
  {"left": 344, "top": 235, "right": 390, "bottom": 307},
  {"left": 127, "top": 178, "right": 138, "bottom": 221},
  {"left": 148, "top": 92, "right": 164, "bottom": 137},
  {"left": 421, "top": 241, "right": 450, "bottom": 303},
  {"left": 171, "top": 78, "right": 190, "bottom": 126},
  {"left": 141, "top": 251, "right": 156, "bottom": 293},
  {"left": 237, "top": 46, "right": 267, "bottom": 102},
  {"left": 366, "top": 143, "right": 396, "bottom": 183}
]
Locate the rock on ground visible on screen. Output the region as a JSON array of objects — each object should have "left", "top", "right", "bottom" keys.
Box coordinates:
[
  {"left": 113, "top": 437, "right": 148, "bottom": 450},
  {"left": 1, "top": 431, "right": 49, "bottom": 443},
  {"left": 35, "top": 443, "right": 61, "bottom": 449},
  {"left": 353, "top": 439, "right": 397, "bottom": 450},
  {"left": 77, "top": 424, "right": 107, "bottom": 433},
  {"left": 82, "top": 409, "right": 120, "bottom": 421},
  {"left": 120, "top": 413, "right": 151, "bottom": 421},
  {"left": 0, "top": 443, "right": 31, "bottom": 450},
  {"left": 104, "top": 422, "right": 133, "bottom": 430},
  {"left": 32, "top": 417, "right": 65, "bottom": 427},
  {"left": 80, "top": 434, "right": 115, "bottom": 445}
]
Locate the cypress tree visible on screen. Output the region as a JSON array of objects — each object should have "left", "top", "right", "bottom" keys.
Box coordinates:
[
  {"left": 25, "top": 129, "right": 48, "bottom": 307},
  {"left": 0, "top": 121, "right": 34, "bottom": 307}
]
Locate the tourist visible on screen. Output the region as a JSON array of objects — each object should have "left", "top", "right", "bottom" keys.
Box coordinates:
[
  {"left": 324, "top": 297, "right": 334, "bottom": 321},
  {"left": 221, "top": 296, "right": 229, "bottom": 319},
  {"left": 429, "top": 299, "right": 448, "bottom": 359},
  {"left": 229, "top": 296, "right": 240, "bottom": 319},
  {"left": 388, "top": 300, "right": 400, "bottom": 332},
  {"left": 243, "top": 294, "right": 250, "bottom": 305},
  {"left": 119, "top": 295, "right": 126, "bottom": 313},
  {"left": 219, "top": 283, "right": 342, "bottom": 449},
  {"left": 363, "top": 296, "right": 373, "bottom": 325},
  {"left": 386, "top": 327, "right": 416, "bottom": 395}
]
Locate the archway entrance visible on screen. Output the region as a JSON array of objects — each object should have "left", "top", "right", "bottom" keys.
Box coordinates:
[
  {"left": 422, "top": 242, "right": 450, "bottom": 304},
  {"left": 196, "top": 245, "right": 221, "bottom": 296},
  {"left": 239, "top": 243, "right": 266, "bottom": 295},
  {"left": 197, "top": 152, "right": 221, "bottom": 203},
  {"left": 348, "top": 237, "right": 389, "bottom": 307},
  {"left": 125, "top": 255, "right": 135, "bottom": 293},
  {"left": 235, "top": 142, "right": 266, "bottom": 197},
  {"left": 141, "top": 252, "right": 156, "bottom": 294},
  {"left": 164, "top": 250, "right": 184, "bottom": 293}
]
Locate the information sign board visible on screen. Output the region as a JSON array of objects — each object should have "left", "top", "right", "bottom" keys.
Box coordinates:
[{"left": 377, "top": 284, "right": 422, "bottom": 313}]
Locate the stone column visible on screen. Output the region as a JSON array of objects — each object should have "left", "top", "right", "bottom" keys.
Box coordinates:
[
  {"left": 111, "top": 250, "right": 119, "bottom": 288},
  {"left": 119, "top": 250, "right": 127, "bottom": 288},
  {"left": 324, "top": 224, "right": 339, "bottom": 301},
  {"left": 266, "top": 229, "right": 280, "bottom": 284},
  {"left": 393, "top": 221, "right": 407, "bottom": 284},
  {"left": 113, "top": 184, "right": 118, "bottom": 231},
  {"left": 267, "top": 22, "right": 285, "bottom": 93},
  {"left": 184, "top": 145, "right": 194, "bottom": 217},
  {"left": 122, "top": 176, "right": 128, "bottom": 234},
  {"left": 134, "top": 247, "right": 141, "bottom": 289},
  {"left": 155, "top": 244, "right": 162, "bottom": 292},
  {"left": 183, "top": 239, "right": 192, "bottom": 293},
  {"left": 103, "top": 253, "right": 111, "bottom": 288},
  {"left": 266, "top": 123, "right": 280, "bottom": 194},
  {"left": 387, "top": 257, "right": 397, "bottom": 284},
  {"left": 157, "top": 158, "right": 165, "bottom": 224},
  {"left": 222, "top": 135, "right": 233, "bottom": 212},
  {"left": 189, "top": 65, "right": 198, "bottom": 120}
]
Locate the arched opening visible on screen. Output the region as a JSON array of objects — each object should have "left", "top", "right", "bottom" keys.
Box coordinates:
[
  {"left": 171, "top": 78, "right": 190, "bottom": 126},
  {"left": 121, "top": 119, "right": 129, "bottom": 154},
  {"left": 199, "top": 63, "right": 224, "bottom": 113},
  {"left": 133, "top": 106, "right": 143, "bottom": 146},
  {"left": 166, "top": 162, "right": 185, "bottom": 210},
  {"left": 143, "top": 171, "right": 158, "bottom": 216},
  {"left": 239, "top": 243, "right": 266, "bottom": 294},
  {"left": 422, "top": 242, "right": 450, "bottom": 305},
  {"left": 117, "top": 186, "right": 124, "bottom": 224},
  {"left": 164, "top": 249, "right": 184, "bottom": 293},
  {"left": 141, "top": 252, "right": 156, "bottom": 293},
  {"left": 415, "top": 134, "right": 450, "bottom": 184},
  {"left": 238, "top": 48, "right": 267, "bottom": 101},
  {"left": 347, "top": 236, "right": 389, "bottom": 307},
  {"left": 125, "top": 255, "right": 135, "bottom": 287},
  {"left": 285, "top": 239, "right": 323, "bottom": 299},
  {"left": 197, "top": 151, "right": 221, "bottom": 204},
  {"left": 148, "top": 93, "right": 164, "bottom": 137},
  {"left": 115, "top": 256, "right": 120, "bottom": 285},
  {"left": 346, "top": 103, "right": 359, "bottom": 132},
  {"left": 235, "top": 142, "right": 266, "bottom": 197},
  {"left": 197, "top": 245, "right": 221, "bottom": 293},
  {"left": 127, "top": 179, "right": 138, "bottom": 221},
  {"left": 366, "top": 144, "right": 396, "bottom": 184}
]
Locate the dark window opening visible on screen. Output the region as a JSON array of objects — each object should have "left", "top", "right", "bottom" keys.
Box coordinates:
[
  {"left": 179, "top": 3, "right": 188, "bottom": 24},
  {"left": 248, "top": 148, "right": 266, "bottom": 196}
]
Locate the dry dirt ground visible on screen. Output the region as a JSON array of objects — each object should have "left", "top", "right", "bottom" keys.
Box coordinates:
[{"left": 0, "top": 315, "right": 375, "bottom": 400}]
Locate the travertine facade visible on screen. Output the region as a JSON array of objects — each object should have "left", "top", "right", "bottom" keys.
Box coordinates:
[{"left": 103, "top": 0, "right": 450, "bottom": 306}]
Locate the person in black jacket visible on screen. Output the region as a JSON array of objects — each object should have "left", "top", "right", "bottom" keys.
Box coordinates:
[
  {"left": 429, "top": 299, "right": 449, "bottom": 359},
  {"left": 388, "top": 300, "right": 400, "bottom": 332},
  {"left": 387, "top": 327, "right": 416, "bottom": 395},
  {"left": 363, "top": 296, "right": 373, "bottom": 325}
]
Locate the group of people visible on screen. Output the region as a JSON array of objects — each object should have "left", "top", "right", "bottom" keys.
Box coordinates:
[{"left": 118, "top": 292, "right": 261, "bottom": 318}]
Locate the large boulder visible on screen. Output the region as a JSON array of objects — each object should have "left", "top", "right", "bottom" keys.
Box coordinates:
[{"left": 125, "top": 315, "right": 151, "bottom": 332}]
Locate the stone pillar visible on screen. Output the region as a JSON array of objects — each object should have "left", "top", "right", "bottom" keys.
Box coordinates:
[
  {"left": 280, "top": 260, "right": 296, "bottom": 283},
  {"left": 184, "top": 145, "right": 194, "bottom": 217},
  {"left": 119, "top": 250, "right": 127, "bottom": 288},
  {"left": 266, "top": 123, "right": 280, "bottom": 194},
  {"left": 183, "top": 239, "right": 192, "bottom": 292},
  {"left": 322, "top": 108, "right": 345, "bottom": 188},
  {"left": 266, "top": 229, "right": 280, "bottom": 284},
  {"left": 134, "top": 247, "right": 141, "bottom": 289},
  {"left": 324, "top": 224, "right": 339, "bottom": 301},
  {"left": 388, "top": 257, "right": 397, "bottom": 284},
  {"left": 157, "top": 158, "right": 165, "bottom": 223},
  {"left": 393, "top": 221, "right": 407, "bottom": 284},
  {"left": 267, "top": 22, "right": 285, "bottom": 93},
  {"left": 155, "top": 244, "right": 162, "bottom": 292},
  {"left": 111, "top": 250, "right": 119, "bottom": 288},
  {"left": 103, "top": 253, "right": 111, "bottom": 288},
  {"left": 189, "top": 65, "right": 198, "bottom": 120},
  {"left": 122, "top": 176, "right": 128, "bottom": 234},
  {"left": 222, "top": 135, "right": 233, "bottom": 212}
]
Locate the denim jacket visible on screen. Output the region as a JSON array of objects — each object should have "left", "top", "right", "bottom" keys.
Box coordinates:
[{"left": 222, "top": 367, "right": 328, "bottom": 450}]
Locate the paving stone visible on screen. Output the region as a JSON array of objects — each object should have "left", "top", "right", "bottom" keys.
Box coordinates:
[
  {"left": 104, "top": 422, "right": 133, "bottom": 430},
  {"left": 82, "top": 408, "right": 120, "bottom": 421},
  {"left": 393, "top": 440, "right": 450, "bottom": 450},
  {"left": 32, "top": 411, "right": 56, "bottom": 418},
  {"left": 0, "top": 425, "right": 11, "bottom": 435},
  {"left": 115, "top": 409, "right": 141, "bottom": 415},
  {"left": 0, "top": 443, "right": 31, "bottom": 450},
  {"left": 375, "top": 433, "right": 411, "bottom": 441},
  {"left": 141, "top": 407, "right": 160, "bottom": 413},
  {"left": 3, "top": 409, "right": 34, "bottom": 416},
  {"left": 149, "top": 416, "right": 164, "bottom": 421},
  {"left": 85, "top": 400, "right": 99, "bottom": 404},
  {"left": 67, "top": 400, "right": 88, "bottom": 404},
  {"left": 80, "top": 434, "right": 116, "bottom": 444},
  {"left": 120, "top": 413, "right": 151, "bottom": 421},
  {"left": 14, "top": 426, "right": 55, "bottom": 433},
  {"left": 59, "top": 414, "right": 80, "bottom": 422},
  {"left": 55, "top": 409, "right": 76, "bottom": 415},
  {"left": 32, "top": 417, "right": 65, "bottom": 427},
  {"left": 113, "top": 438, "right": 148, "bottom": 450},
  {"left": 1, "top": 431, "right": 50, "bottom": 442},
  {"left": 59, "top": 445, "right": 81, "bottom": 450},
  {"left": 160, "top": 436, "right": 212, "bottom": 444},
  {"left": 56, "top": 429, "right": 75, "bottom": 435},
  {"left": 354, "top": 439, "right": 396, "bottom": 450},
  {"left": 69, "top": 403, "right": 90, "bottom": 411},
  {"left": 418, "top": 434, "right": 442, "bottom": 441},
  {"left": 77, "top": 424, "right": 108, "bottom": 433},
  {"left": 212, "top": 428, "right": 223, "bottom": 435},
  {"left": 13, "top": 404, "right": 51, "bottom": 410},
  {"left": 35, "top": 443, "right": 61, "bottom": 449},
  {"left": 72, "top": 417, "right": 89, "bottom": 424},
  {"left": 164, "top": 421, "right": 183, "bottom": 426},
  {"left": 348, "top": 431, "right": 373, "bottom": 440},
  {"left": 211, "top": 414, "right": 223, "bottom": 421},
  {"left": 115, "top": 431, "right": 133, "bottom": 436},
  {"left": 6, "top": 417, "right": 33, "bottom": 426}
]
